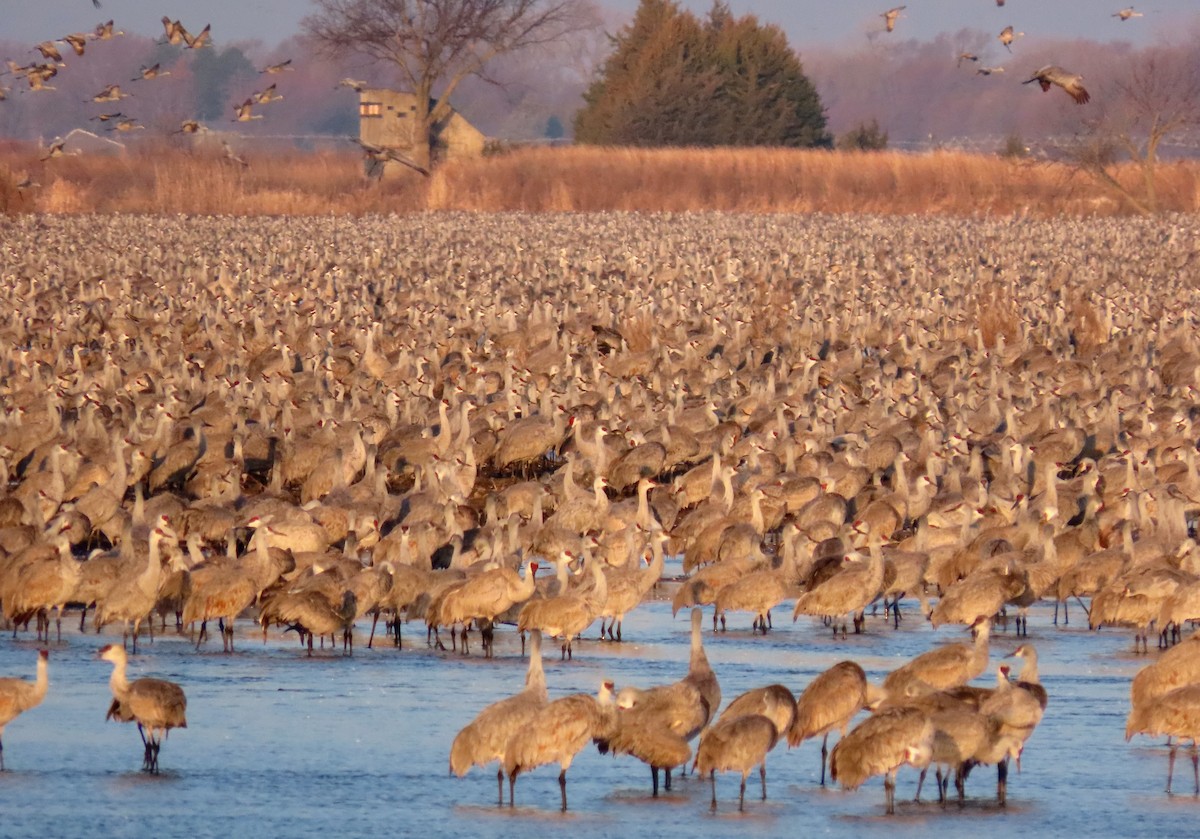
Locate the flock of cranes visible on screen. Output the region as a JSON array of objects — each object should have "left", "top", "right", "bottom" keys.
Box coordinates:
[
  {"left": 1, "top": 209, "right": 1199, "bottom": 807},
  {"left": 880, "top": 3, "right": 1152, "bottom": 104},
  {"left": 2, "top": 13, "right": 294, "bottom": 167}
]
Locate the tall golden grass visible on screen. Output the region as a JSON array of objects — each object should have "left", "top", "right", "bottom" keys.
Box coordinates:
[{"left": 1, "top": 142, "right": 1197, "bottom": 215}]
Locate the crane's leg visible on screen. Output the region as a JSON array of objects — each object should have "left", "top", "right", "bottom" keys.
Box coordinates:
[
  {"left": 79, "top": 606, "right": 88, "bottom": 633},
  {"left": 651, "top": 766, "right": 659, "bottom": 797},
  {"left": 710, "top": 770, "right": 717, "bottom": 810},
  {"left": 760, "top": 761, "right": 767, "bottom": 800},
  {"left": 508, "top": 773, "right": 516, "bottom": 807},
  {"left": 137, "top": 723, "right": 150, "bottom": 770},
  {"left": 226, "top": 620, "right": 235, "bottom": 653},
  {"left": 1, "top": 736, "right": 5, "bottom": 771},
  {"left": 559, "top": 769, "right": 568, "bottom": 811},
  {"left": 820, "top": 733, "right": 829, "bottom": 786},
  {"left": 997, "top": 757, "right": 1008, "bottom": 806},
  {"left": 616, "top": 619, "right": 623, "bottom": 643},
  {"left": 367, "top": 611, "right": 379, "bottom": 649},
  {"left": 885, "top": 770, "right": 896, "bottom": 814},
  {"left": 1167, "top": 744, "right": 1178, "bottom": 793},
  {"left": 665, "top": 766, "right": 673, "bottom": 789},
  {"left": 496, "top": 769, "right": 504, "bottom": 806},
  {"left": 55, "top": 607, "right": 63, "bottom": 643},
  {"left": 1191, "top": 743, "right": 1199, "bottom": 795},
  {"left": 914, "top": 767, "right": 927, "bottom": 802},
  {"left": 739, "top": 774, "right": 747, "bottom": 811}
]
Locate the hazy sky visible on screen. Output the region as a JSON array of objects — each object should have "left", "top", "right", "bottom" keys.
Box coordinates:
[{"left": 5, "top": 0, "right": 1195, "bottom": 51}]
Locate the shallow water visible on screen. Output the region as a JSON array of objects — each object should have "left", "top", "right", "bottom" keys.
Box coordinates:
[{"left": 1, "top": 583, "right": 1196, "bottom": 839}]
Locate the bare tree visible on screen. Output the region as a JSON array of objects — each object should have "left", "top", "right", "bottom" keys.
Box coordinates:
[
  {"left": 303, "top": 0, "right": 598, "bottom": 170},
  {"left": 1065, "top": 44, "right": 1200, "bottom": 214}
]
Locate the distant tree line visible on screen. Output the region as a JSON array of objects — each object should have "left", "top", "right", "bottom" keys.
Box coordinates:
[{"left": 575, "top": 0, "right": 831, "bottom": 148}]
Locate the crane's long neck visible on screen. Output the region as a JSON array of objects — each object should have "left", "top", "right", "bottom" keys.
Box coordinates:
[
  {"left": 30, "top": 655, "right": 49, "bottom": 707},
  {"left": 518, "top": 563, "right": 537, "bottom": 599},
  {"left": 525, "top": 631, "right": 546, "bottom": 696},
  {"left": 1020, "top": 650, "right": 1040, "bottom": 684},
  {"left": 588, "top": 559, "right": 608, "bottom": 609},
  {"left": 138, "top": 532, "right": 164, "bottom": 595},
  {"left": 688, "top": 609, "right": 709, "bottom": 673},
  {"left": 635, "top": 481, "right": 651, "bottom": 527},
  {"left": 641, "top": 537, "right": 665, "bottom": 591},
  {"left": 972, "top": 621, "right": 990, "bottom": 670},
  {"left": 108, "top": 658, "right": 130, "bottom": 699}
]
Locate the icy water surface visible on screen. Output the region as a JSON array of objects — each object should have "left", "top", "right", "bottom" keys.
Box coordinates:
[{"left": 1, "top": 589, "right": 1196, "bottom": 839}]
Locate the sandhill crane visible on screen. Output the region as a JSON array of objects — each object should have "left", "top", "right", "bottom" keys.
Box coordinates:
[
  {"left": 1126, "top": 683, "right": 1200, "bottom": 794},
  {"left": 132, "top": 64, "right": 169, "bottom": 82},
  {"left": 99, "top": 644, "right": 187, "bottom": 773},
  {"left": 260, "top": 59, "right": 293, "bottom": 74},
  {"left": 87, "top": 83, "right": 128, "bottom": 102},
  {"left": 721, "top": 684, "right": 797, "bottom": 740},
  {"left": 1127, "top": 633, "right": 1200, "bottom": 736},
  {"left": 4, "top": 520, "right": 77, "bottom": 642},
  {"left": 34, "top": 42, "right": 63, "bottom": 63},
  {"left": 182, "top": 529, "right": 280, "bottom": 651},
  {"left": 930, "top": 563, "right": 1026, "bottom": 627},
  {"left": 265, "top": 589, "right": 358, "bottom": 656},
  {"left": 830, "top": 705, "right": 934, "bottom": 814},
  {"left": 883, "top": 620, "right": 991, "bottom": 696},
  {"left": 882, "top": 6, "right": 906, "bottom": 33},
  {"left": 1114, "top": 7, "right": 1143, "bottom": 20},
  {"left": 713, "top": 537, "right": 798, "bottom": 633},
  {"left": 62, "top": 34, "right": 88, "bottom": 56},
  {"left": 93, "top": 20, "right": 122, "bottom": 39},
  {"left": 957, "top": 52, "right": 978, "bottom": 66},
  {"left": 451, "top": 630, "right": 548, "bottom": 803},
  {"left": 161, "top": 16, "right": 186, "bottom": 44},
  {"left": 184, "top": 24, "right": 212, "bottom": 49},
  {"left": 977, "top": 65, "right": 1004, "bottom": 76},
  {"left": 252, "top": 83, "right": 283, "bottom": 104},
  {"left": 1023, "top": 65, "right": 1090, "bottom": 105},
  {"left": 517, "top": 555, "right": 606, "bottom": 660},
  {"left": 233, "top": 99, "right": 263, "bottom": 122},
  {"left": 338, "top": 78, "right": 369, "bottom": 92},
  {"left": 25, "top": 64, "right": 57, "bottom": 91},
  {"left": 794, "top": 542, "right": 885, "bottom": 636},
  {"left": 694, "top": 713, "right": 780, "bottom": 811},
  {"left": 599, "top": 608, "right": 720, "bottom": 795},
  {"left": 107, "top": 118, "right": 144, "bottom": 133},
  {"left": 173, "top": 119, "right": 205, "bottom": 135},
  {"left": 1007, "top": 643, "right": 1048, "bottom": 711},
  {"left": 998, "top": 26, "right": 1023, "bottom": 52},
  {"left": 790, "top": 661, "right": 869, "bottom": 785},
  {"left": 88, "top": 111, "right": 123, "bottom": 123},
  {"left": 912, "top": 703, "right": 986, "bottom": 804},
  {"left": 978, "top": 663, "right": 1044, "bottom": 792},
  {"left": 437, "top": 558, "right": 537, "bottom": 656},
  {"left": 0, "top": 650, "right": 48, "bottom": 770},
  {"left": 222, "top": 141, "right": 248, "bottom": 168},
  {"left": 94, "top": 523, "right": 177, "bottom": 652},
  {"left": 493, "top": 410, "right": 572, "bottom": 475},
  {"left": 502, "top": 679, "right": 616, "bottom": 810},
  {"left": 598, "top": 528, "right": 665, "bottom": 641}
]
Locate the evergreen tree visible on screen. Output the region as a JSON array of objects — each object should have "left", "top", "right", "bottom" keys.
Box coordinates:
[{"left": 575, "top": 0, "right": 829, "bottom": 147}]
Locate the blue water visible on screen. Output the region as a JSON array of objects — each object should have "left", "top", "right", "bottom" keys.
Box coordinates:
[{"left": 0, "top": 588, "right": 1193, "bottom": 838}]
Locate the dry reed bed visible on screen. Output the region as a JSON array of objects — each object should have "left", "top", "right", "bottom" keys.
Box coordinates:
[{"left": 1, "top": 144, "right": 1197, "bottom": 215}]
